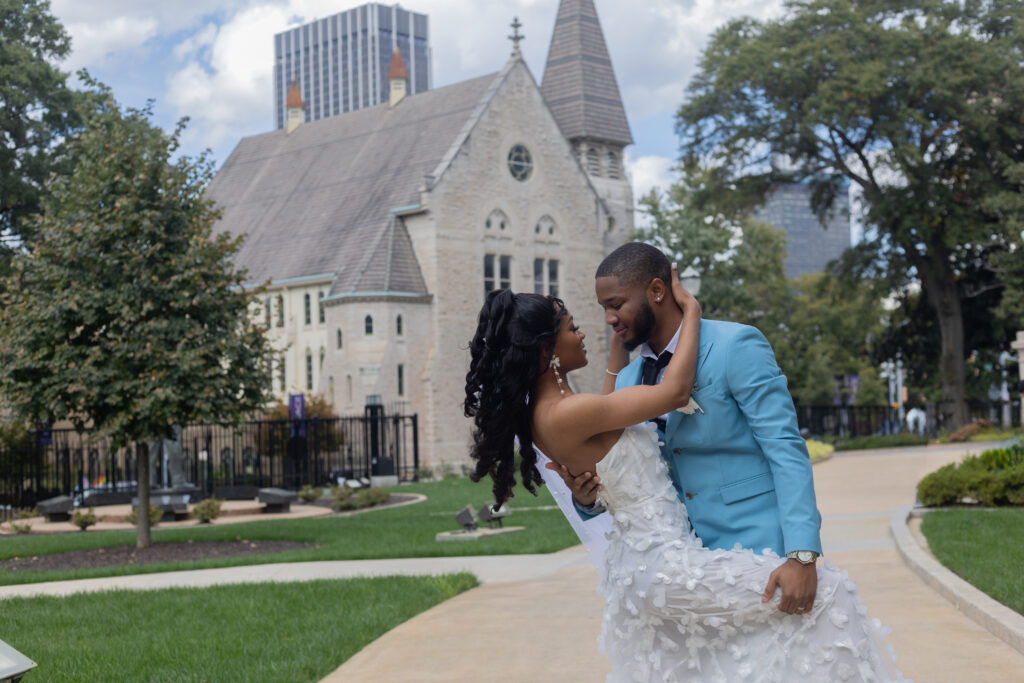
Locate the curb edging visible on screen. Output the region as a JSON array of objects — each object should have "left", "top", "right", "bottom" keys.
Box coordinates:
[{"left": 890, "top": 504, "right": 1024, "bottom": 656}]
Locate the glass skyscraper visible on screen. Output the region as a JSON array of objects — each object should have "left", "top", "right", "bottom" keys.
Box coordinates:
[
  {"left": 273, "top": 3, "right": 431, "bottom": 129},
  {"left": 754, "top": 183, "right": 852, "bottom": 278}
]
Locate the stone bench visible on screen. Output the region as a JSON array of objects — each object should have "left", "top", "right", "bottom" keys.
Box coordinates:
[
  {"left": 37, "top": 495, "right": 74, "bottom": 522},
  {"left": 133, "top": 492, "right": 190, "bottom": 522},
  {"left": 212, "top": 485, "right": 260, "bottom": 500},
  {"left": 258, "top": 487, "right": 297, "bottom": 513}
]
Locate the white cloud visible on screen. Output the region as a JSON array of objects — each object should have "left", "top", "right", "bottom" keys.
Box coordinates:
[
  {"left": 626, "top": 151, "right": 676, "bottom": 202},
  {"left": 49, "top": 0, "right": 791, "bottom": 163}
]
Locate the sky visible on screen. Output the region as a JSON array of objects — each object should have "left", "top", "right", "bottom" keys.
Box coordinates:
[{"left": 49, "top": 0, "right": 788, "bottom": 204}]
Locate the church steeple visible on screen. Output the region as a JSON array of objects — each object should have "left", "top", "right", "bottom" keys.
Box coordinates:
[
  {"left": 285, "top": 79, "right": 304, "bottom": 134},
  {"left": 540, "top": 0, "right": 632, "bottom": 148}
]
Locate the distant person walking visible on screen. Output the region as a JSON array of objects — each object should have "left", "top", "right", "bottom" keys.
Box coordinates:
[{"left": 906, "top": 406, "right": 927, "bottom": 437}]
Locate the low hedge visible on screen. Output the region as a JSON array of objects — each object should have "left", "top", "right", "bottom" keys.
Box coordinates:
[
  {"left": 833, "top": 433, "right": 929, "bottom": 452},
  {"left": 917, "top": 444, "right": 1024, "bottom": 507}
]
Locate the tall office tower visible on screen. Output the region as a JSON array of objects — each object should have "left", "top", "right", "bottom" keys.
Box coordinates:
[
  {"left": 754, "top": 183, "right": 852, "bottom": 278},
  {"left": 273, "top": 3, "right": 431, "bottom": 129}
]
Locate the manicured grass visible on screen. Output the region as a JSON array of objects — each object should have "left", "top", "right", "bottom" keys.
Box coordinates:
[
  {"left": 920, "top": 508, "right": 1024, "bottom": 615},
  {"left": 0, "top": 573, "right": 477, "bottom": 682},
  {"left": 0, "top": 477, "right": 579, "bottom": 586}
]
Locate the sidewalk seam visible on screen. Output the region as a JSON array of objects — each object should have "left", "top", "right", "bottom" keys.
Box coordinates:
[{"left": 890, "top": 503, "right": 1024, "bottom": 656}]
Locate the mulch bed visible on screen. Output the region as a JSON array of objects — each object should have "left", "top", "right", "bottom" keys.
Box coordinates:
[{"left": 0, "top": 540, "right": 312, "bottom": 573}]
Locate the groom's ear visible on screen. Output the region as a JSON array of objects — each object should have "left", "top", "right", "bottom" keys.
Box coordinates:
[{"left": 647, "top": 278, "right": 668, "bottom": 305}]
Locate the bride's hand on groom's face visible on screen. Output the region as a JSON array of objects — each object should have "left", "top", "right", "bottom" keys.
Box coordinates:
[
  {"left": 545, "top": 462, "right": 602, "bottom": 506},
  {"left": 670, "top": 263, "right": 700, "bottom": 317}
]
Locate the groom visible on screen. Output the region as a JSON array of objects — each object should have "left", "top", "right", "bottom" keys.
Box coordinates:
[{"left": 548, "top": 242, "right": 822, "bottom": 614}]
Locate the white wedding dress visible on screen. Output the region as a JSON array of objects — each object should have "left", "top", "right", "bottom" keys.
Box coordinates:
[{"left": 594, "top": 423, "right": 909, "bottom": 683}]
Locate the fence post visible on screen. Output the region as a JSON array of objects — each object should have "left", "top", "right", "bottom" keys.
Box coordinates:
[{"left": 411, "top": 414, "right": 419, "bottom": 481}]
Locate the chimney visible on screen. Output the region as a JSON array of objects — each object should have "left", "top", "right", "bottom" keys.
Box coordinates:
[
  {"left": 285, "top": 79, "right": 304, "bottom": 134},
  {"left": 387, "top": 47, "right": 408, "bottom": 108}
]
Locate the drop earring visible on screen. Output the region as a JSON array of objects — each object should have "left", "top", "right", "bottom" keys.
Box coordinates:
[{"left": 550, "top": 355, "right": 566, "bottom": 395}]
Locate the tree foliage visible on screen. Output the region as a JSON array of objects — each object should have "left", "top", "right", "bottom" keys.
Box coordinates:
[
  {"left": 676, "top": 0, "right": 1024, "bottom": 427},
  {"left": 0, "top": 79, "right": 276, "bottom": 545},
  {"left": 0, "top": 0, "right": 93, "bottom": 266},
  {"left": 638, "top": 186, "right": 886, "bottom": 405}
]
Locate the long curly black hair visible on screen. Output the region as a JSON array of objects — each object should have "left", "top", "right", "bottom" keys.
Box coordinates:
[{"left": 464, "top": 288, "right": 567, "bottom": 507}]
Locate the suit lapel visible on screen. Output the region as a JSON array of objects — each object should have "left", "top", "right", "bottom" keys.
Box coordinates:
[{"left": 665, "top": 338, "right": 713, "bottom": 440}]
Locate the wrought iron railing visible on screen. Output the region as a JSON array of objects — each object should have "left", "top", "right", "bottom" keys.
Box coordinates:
[{"left": 0, "top": 411, "right": 418, "bottom": 510}]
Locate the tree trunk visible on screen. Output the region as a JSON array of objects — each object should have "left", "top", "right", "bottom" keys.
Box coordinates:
[
  {"left": 916, "top": 254, "right": 970, "bottom": 430},
  {"left": 137, "top": 442, "right": 151, "bottom": 548}
]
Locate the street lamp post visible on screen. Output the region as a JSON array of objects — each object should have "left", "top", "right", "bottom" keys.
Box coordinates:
[{"left": 1011, "top": 331, "right": 1024, "bottom": 428}]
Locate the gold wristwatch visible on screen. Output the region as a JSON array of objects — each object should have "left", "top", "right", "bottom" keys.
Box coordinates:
[{"left": 787, "top": 550, "right": 819, "bottom": 565}]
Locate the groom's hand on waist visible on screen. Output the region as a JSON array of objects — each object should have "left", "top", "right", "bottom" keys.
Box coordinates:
[
  {"left": 545, "top": 462, "right": 602, "bottom": 507},
  {"left": 761, "top": 559, "right": 818, "bottom": 615}
]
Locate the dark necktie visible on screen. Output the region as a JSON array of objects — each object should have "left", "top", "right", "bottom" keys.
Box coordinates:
[
  {"left": 641, "top": 350, "right": 673, "bottom": 386},
  {"left": 641, "top": 351, "right": 672, "bottom": 432}
]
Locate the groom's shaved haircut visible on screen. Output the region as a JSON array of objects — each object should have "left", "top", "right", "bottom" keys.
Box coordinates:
[{"left": 596, "top": 242, "right": 671, "bottom": 289}]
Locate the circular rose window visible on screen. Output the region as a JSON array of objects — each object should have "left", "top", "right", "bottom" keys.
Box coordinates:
[{"left": 507, "top": 144, "right": 533, "bottom": 181}]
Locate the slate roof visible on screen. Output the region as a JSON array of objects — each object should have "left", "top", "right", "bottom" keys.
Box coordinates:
[
  {"left": 540, "top": 0, "right": 633, "bottom": 146},
  {"left": 206, "top": 71, "right": 499, "bottom": 296}
]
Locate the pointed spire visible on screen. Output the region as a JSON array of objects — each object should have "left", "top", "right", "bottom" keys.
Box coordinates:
[
  {"left": 285, "top": 78, "right": 304, "bottom": 134},
  {"left": 509, "top": 16, "right": 525, "bottom": 57},
  {"left": 387, "top": 47, "right": 408, "bottom": 81},
  {"left": 540, "top": 0, "right": 632, "bottom": 146},
  {"left": 286, "top": 78, "right": 304, "bottom": 108},
  {"left": 387, "top": 47, "right": 408, "bottom": 107}
]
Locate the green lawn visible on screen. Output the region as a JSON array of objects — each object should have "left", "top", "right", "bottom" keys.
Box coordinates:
[
  {"left": 0, "top": 477, "right": 579, "bottom": 586},
  {"left": 920, "top": 508, "right": 1024, "bottom": 615},
  {"left": 0, "top": 573, "right": 477, "bottom": 682}
]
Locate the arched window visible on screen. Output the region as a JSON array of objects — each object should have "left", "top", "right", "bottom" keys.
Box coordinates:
[
  {"left": 305, "top": 350, "right": 313, "bottom": 390},
  {"left": 336, "top": 328, "right": 343, "bottom": 349},
  {"left": 606, "top": 151, "right": 620, "bottom": 180},
  {"left": 485, "top": 208, "right": 509, "bottom": 232},
  {"left": 278, "top": 355, "right": 286, "bottom": 391},
  {"left": 364, "top": 315, "right": 373, "bottom": 335},
  {"left": 319, "top": 347, "right": 325, "bottom": 371},
  {"left": 304, "top": 293, "right": 312, "bottom": 325},
  {"left": 396, "top": 314, "right": 403, "bottom": 336},
  {"left": 397, "top": 363, "right": 405, "bottom": 397},
  {"left": 276, "top": 295, "right": 284, "bottom": 327},
  {"left": 264, "top": 298, "right": 271, "bottom": 328},
  {"left": 318, "top": 291, "right": 325, "bottom": 323},
  {"left": 586, "top": 147, "right": 601, "bottom": 176},
  {"left": 535, "top": 215, "right": 556, "bottom": 238}
]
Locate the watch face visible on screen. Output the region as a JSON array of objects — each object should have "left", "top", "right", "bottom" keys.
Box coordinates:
[{"left": 798, "top": 551, "right": 815, "bottom": 563}]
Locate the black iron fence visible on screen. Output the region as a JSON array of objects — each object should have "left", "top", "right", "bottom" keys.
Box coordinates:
[
  {"left": 0, "top": 410, "right": 418, "bottom": 510},
  {"left": 796, "top": 399, "right": 1021, "bottom": 440}
]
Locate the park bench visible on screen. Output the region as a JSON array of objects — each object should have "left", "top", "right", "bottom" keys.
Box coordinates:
[
  {"left": 212, "top": 485, "right": 260, "bottom": 500},
  {"left": 133, "top": 492, "right": 190, "bottom": 522}
]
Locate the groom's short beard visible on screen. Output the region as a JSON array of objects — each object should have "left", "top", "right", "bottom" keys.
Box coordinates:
[{"left": 623, "top": 301, "right": 656, "bottom": 352}]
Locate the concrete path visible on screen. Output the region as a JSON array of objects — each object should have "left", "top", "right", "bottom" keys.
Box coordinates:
[
  {"left": 326, "top": 441, "right": 1024, "bottom": 682},
  {"left": 4, "top": 441, "right": 1024, "bottom": 682}
]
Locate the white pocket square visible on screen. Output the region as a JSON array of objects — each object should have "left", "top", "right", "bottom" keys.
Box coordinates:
[{"left": 677, "top": 397, "right": 704, "bottom": 415}]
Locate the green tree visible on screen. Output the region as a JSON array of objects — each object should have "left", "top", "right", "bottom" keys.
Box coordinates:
[
  {"left": 677, "top": 0, "right": 1024, "bottom": 428},
  {"left": 0, "top": 80, "right": 275, "bottom": 547},
  {"left": 0, "top": 0, "right": 93, "bottom": 268}
]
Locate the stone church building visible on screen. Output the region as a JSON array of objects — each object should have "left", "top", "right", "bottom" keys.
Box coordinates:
[{"left": 207, "top": 0, "right": 634, "bottom": 466}]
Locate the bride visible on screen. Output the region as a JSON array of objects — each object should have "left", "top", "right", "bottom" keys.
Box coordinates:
[{"left": 464, "top": 264, "right": 908, "bottom": 682}]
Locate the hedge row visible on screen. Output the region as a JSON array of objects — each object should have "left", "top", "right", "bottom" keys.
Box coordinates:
[
  {"left": 917, "top": 444, "right": 1024, "bottom": 507},
  {"left": 833, "top": 433, "right": 929, "bottom": 451}
]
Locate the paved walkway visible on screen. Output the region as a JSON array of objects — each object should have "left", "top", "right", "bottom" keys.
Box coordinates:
[{"left": 4, "top": 442, "right": 1024, "bottom": 681}]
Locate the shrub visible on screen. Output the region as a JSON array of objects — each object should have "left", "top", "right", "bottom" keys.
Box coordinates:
[
  {"left": 435, "top": 463, "right": 459, "bottom": 480},
  {"left": 9, "top": 521, "right": 32, "bottom": 534},
  {"left": 298, "top": 485, "right": 323, "bottom": 503},
  {"left": 193, "top": 498, "right": 223, "bottom": 523},
  {"left": 13, "top": 508, "right": 38, "bottom": 520},
  {"left": 834, "top": 433, "right": 928, "bottom": 452},
  {"left": 332, "top": 486, "right": 389, "bottom": 512},
  {"left": 805, "top": 439, "right": 834, "bottom": 462},
  {"left": 917, "top": 444, "right": 1024, "bottom": 507},
  {"left": 72, "top": 507, "right": 98, "bottom": 531},
  {"left": 125, "top": 504, "right": 163, "bottom": 526},
  {"left": 415, "top": 466, "right": 433, "bottom": 481}
]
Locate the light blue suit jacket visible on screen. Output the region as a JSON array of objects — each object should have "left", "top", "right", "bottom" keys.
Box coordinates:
[{"left": 587, "top": 319, "right": 822, "bottom": 556}]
